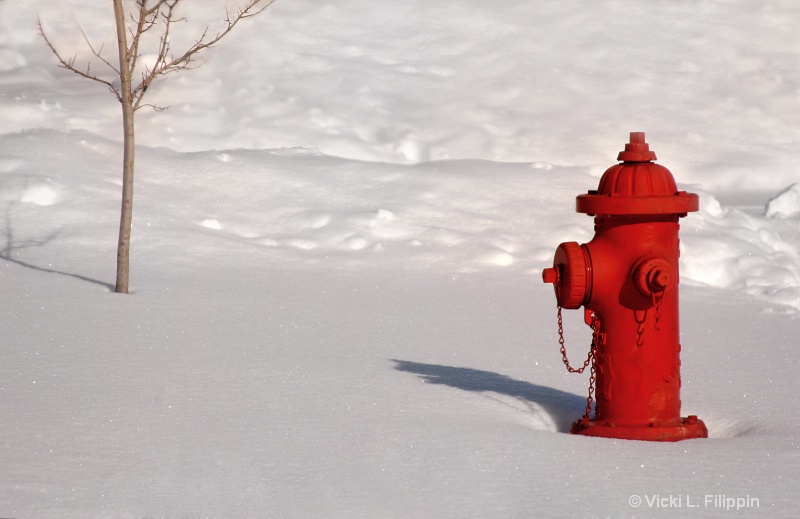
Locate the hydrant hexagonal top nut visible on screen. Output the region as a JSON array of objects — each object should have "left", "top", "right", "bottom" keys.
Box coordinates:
[{"left": 616, "top": 131, "right": 657, "bottom": 162}]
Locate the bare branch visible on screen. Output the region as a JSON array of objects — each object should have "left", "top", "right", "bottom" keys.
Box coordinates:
[
  {"left": 41, "top": 0, "right": 276, "bottom": 114},
  {"left": 138, "top": 103, "right": 169, "bottom": 112},
  {"left": 129, "top": 0, "right": 277, "bottom": 111},
  {"left": 158, "top": 1, "right": 275, "bottom": 72},
  {"left": 78, "top": 25, "right": 120, "bottom": 75},
  {"left": 37, "top": 17, "right": 122, "bottom": 102}
]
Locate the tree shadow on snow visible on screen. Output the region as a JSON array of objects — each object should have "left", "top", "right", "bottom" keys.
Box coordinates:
[
  {"left": 392, "top": 359, "right": 586, "bottom": 433},
  {"left": 1, "top": 197, "right": 114, "bottom": 291}
]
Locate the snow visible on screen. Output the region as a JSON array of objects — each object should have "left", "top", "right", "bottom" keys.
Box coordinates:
[
  {"left": 766, "top": 184, "right": 800, "bottom": 218},
  {"left": 1, "top": 0, "right": 799, "bottom": 517}
]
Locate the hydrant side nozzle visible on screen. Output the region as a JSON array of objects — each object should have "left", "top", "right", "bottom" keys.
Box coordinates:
[
  {"left": 633, "top": 256, "right": 677, "bottom": 297},
  {"left": 543, "top": 241, "right": 590, "bottom": 309}
]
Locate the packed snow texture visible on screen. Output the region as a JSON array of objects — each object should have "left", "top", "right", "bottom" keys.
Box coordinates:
[
  {"left": 766, "top": 183, "right": 800, "bottom": 218},
  {"left": 1, "top": 0, "right": 799, "bottom": 518}
]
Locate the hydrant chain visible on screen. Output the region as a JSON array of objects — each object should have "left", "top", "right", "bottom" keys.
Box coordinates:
[
  {"left": 557, "top": 306, "right": 601, "bottom": 423},
  {"left": 634, "top": 309, "right": 647, "bottom": 347},
  {"left": 557, "top": 306, "right": 592, "bottom": 374},
  {"left": 652, "top": 290, "right": 664, "bottom": 331},
  {"left": 584, "top": 325, "right": 600, "bottom": 423}
]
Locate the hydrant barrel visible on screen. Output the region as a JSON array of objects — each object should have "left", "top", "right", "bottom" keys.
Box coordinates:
[{"left": 543, "top": 132, "right": 707, "bottom": 442}]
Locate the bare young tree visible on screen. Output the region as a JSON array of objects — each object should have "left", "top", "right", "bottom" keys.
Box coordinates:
[{"left": 39, "top": 0, "right": 276, "bottom": 293}]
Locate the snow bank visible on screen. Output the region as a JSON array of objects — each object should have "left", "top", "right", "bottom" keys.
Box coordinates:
[
  {"left": 0, "top": 129, "right": 593, "bottom": 277},
  {"left": 682, "top": 187, "right": 800, "bottom": 311},
  {"left": 3, "top": 128, "right": 798, "bottom": 316},
  {"left": 766, "top": 183, "right": 800, "bottom": 218}
]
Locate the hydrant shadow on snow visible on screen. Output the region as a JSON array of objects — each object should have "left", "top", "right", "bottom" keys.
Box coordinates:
[{"left": 392, "top": 360, "right": 586, "bottom": 433}]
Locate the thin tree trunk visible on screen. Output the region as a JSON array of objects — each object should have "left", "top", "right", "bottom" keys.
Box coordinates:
[
  {"left": 41, "top": 0, "right": 274, "bottom": 294},
  {"left": 113, "top": 0, "right": 134, "bottom": 294}
]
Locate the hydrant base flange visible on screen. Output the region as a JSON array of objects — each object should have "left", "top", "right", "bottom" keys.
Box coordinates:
[{"left": 569, "top": 416, "right": 708, "bottom": 442}]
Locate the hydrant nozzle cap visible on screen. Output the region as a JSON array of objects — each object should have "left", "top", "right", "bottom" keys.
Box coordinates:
[{"left": 617, "top": 131, "right": 657, "bottom": 162}]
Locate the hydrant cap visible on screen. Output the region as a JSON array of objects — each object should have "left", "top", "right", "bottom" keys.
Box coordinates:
[
  {"left": 546, "top": 241, "right": 590, "bottom": 309},
  {"left": 576, "top": 132, "right": 699, "bottom": 216}
]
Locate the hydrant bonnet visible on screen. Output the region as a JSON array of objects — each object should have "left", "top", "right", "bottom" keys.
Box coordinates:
[{"left": 576, "top": 132, "right": 699, "bottom": 216}]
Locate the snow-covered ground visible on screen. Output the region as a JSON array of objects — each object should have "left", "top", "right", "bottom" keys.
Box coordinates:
[{"left": 1, "top": 0, "right": 799, "bottom": 517}]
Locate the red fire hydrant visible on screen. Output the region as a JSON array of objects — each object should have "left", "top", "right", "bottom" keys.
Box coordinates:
[{"left": 542, "top": 132, "right": 707, "bottom": 441}]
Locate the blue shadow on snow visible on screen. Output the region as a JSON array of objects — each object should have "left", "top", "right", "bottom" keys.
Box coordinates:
[{"left": 392, "top": 359, "right": 586, "bottom": 433}]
